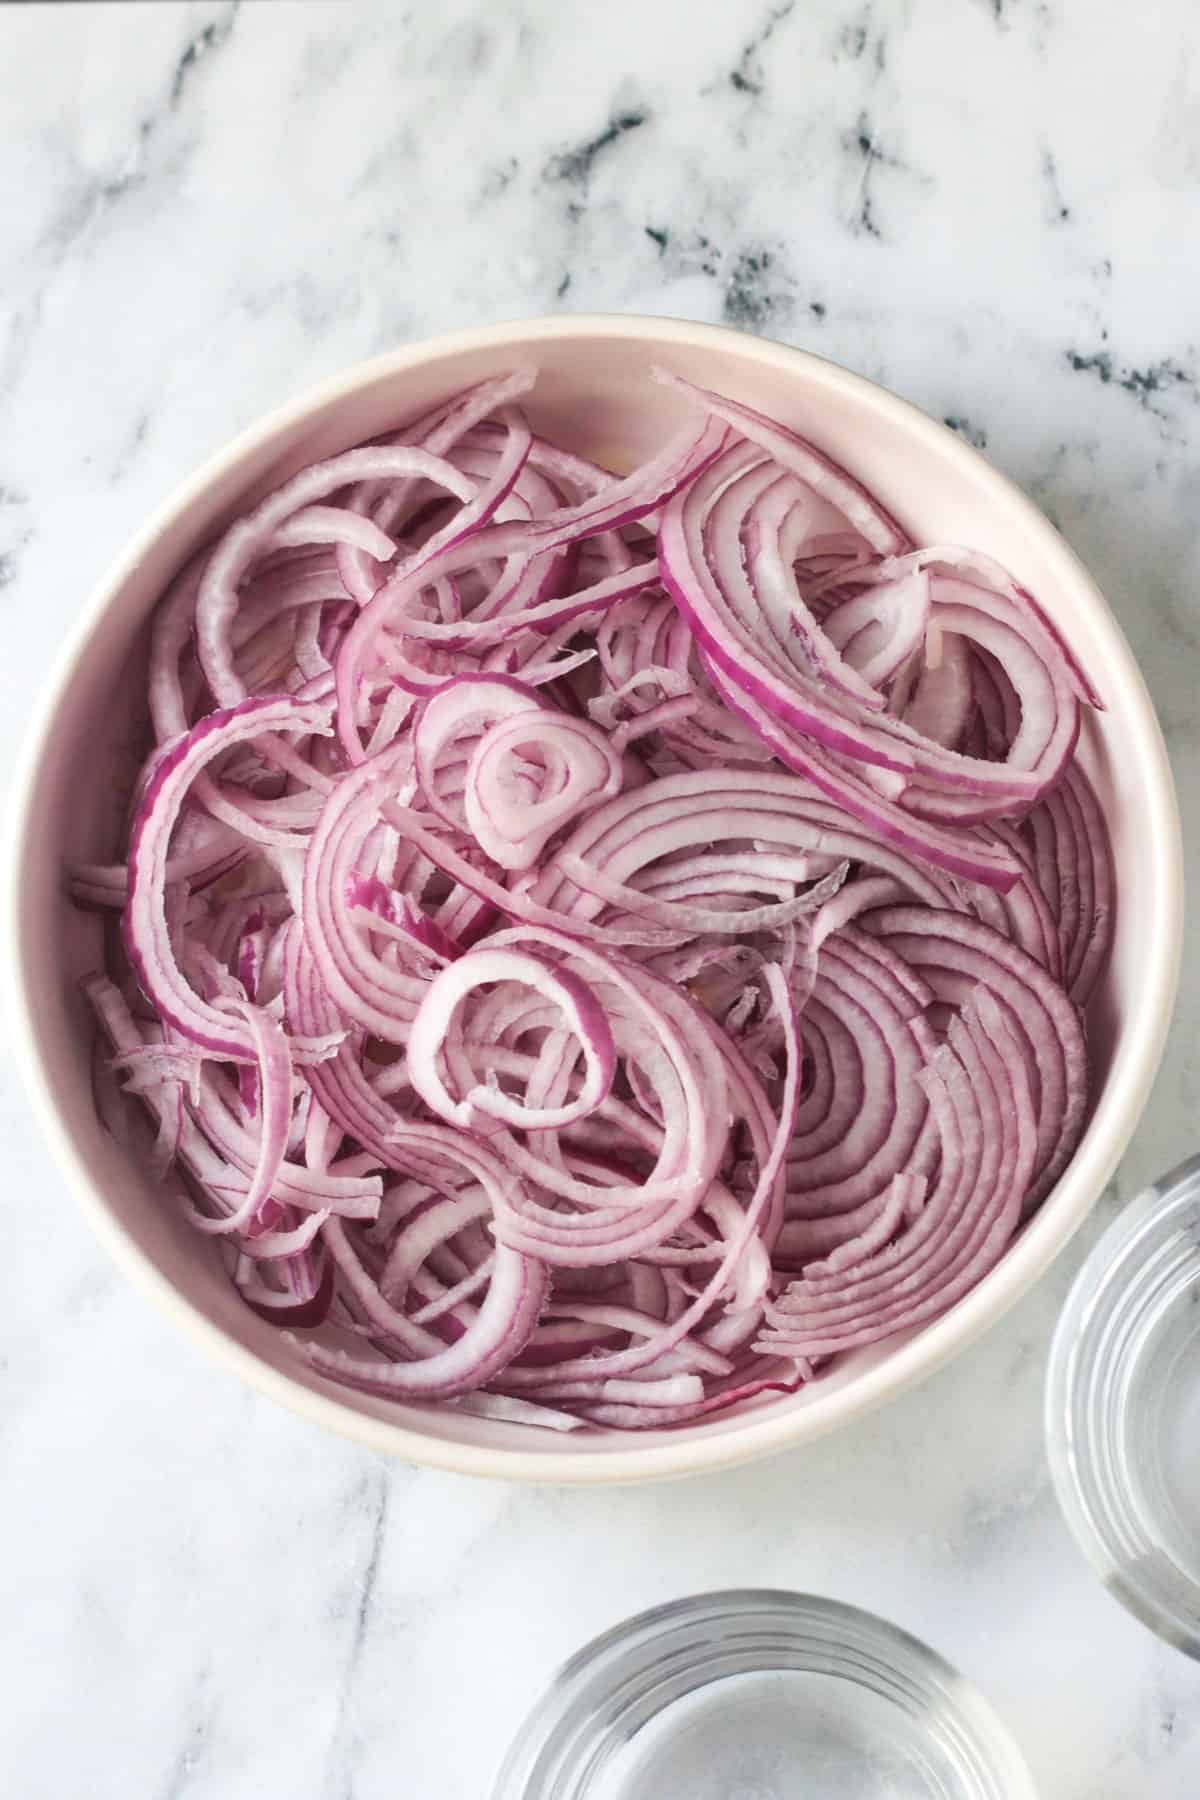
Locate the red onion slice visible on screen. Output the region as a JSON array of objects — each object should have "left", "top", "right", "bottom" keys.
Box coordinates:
[
  {"left": 406, "top": 947, "right": 616, "bottom": 1132},
  {"left": 124, "top": 695, "right": 336, "bottom": 1061},
  {"left": 823, "top": 569, "right": 932, "bottom": 691},
  {"left": 465, "top": 713, "right": 622, "bottom": 872},
  {"left": 301, "top": 1224, "right": 549, "bottom": 1400},
  {"left": 759, "top": 989, "right": 1038, "bottom": 1356}
]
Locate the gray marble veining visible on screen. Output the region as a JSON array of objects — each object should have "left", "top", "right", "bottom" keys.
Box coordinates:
[{"left": 2, "top": 2, "right": 1199, "bottom": 1794}]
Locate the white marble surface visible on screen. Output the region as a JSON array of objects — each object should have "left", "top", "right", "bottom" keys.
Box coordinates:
[{"left": 2, "top": 2, "right": 1200, "bottom": 1794}]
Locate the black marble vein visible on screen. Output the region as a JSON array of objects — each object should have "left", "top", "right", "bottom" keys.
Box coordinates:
[
  {"left": 944, "top": 414, "right": 990, "bottom": 450},
  {"left": 722, "top": 247, "right": 791, "bottom": 330},
  {"left": 322, "top": 1469, "right": 391, "bottom": 1800},
  {"left": 843, "top": 111, "right": 886, "bottom": 239},
  {"left": 480, "top": 156, "right": 519, "bottom": 201},
  {"left": 1066, "top": 348, "right": 1196, "bottom": 412},
  {"left": 543, "top": 109, "right": 649, "bottom": 188},
  {"left": 835, "top": 4, "right": 886, "bottom": 72},
  {"left": 156, "top": 1680, "right": 213, "bottom": 1800},
  {"left": 728, "top": 0, "right": 796, "bottom": 96},
  {"left": 977, "top": 0, "right": 1053, "bottom": 36},
  {"left": 1040, "top": 148, "right": 1071, "bottom": 224},
  {"left": 840, "top": 110, "right": 928, "bottom": 241},
  {"left": 170, "top": 5, "right": 240, "bottom": 111}
]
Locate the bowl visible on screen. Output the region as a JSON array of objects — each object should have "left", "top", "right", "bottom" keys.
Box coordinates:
[
  {"left": 7, "top": 314, "right": 1182, "bottom": 1482},
  {"left": 490, "top": 1589, "right": 1038, "bottom": 1798},
  {"left": 1046, "top": 1153, "right": 1200, "bottom": 1656}
]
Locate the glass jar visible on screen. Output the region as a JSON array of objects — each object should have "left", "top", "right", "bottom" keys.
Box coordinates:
[
  {"left": 492, "top": 1589, "right": 1036, "bottom": 1798},
  {"left": 1047, "top": 1153, "right": 1200, "bottom": 1657}
]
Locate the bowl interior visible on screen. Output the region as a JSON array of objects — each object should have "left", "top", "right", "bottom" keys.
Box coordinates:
[{"left": 11, "top": 317, "right": 1179, "bottom": 1478}]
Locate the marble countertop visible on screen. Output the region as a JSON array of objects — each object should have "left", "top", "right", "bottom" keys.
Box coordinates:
[{"left": 3, "top": 2, "right": 1199, "bottom": 1793}]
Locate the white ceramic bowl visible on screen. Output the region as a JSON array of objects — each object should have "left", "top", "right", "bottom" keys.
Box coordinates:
[{"left": 7, "top": 315, "right": 1182, "bottom": 1484}]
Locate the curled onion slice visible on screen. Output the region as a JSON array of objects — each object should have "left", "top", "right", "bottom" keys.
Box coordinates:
[{"left": 406, "top": 947, "right": 616, "bottom": 1132}]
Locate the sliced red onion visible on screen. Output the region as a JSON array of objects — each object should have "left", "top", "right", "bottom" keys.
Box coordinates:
[
  {"left": 531, "top": 769, "right": 964, "bottom": 920},
  {"left": 465, "top": 712, "right": 622, "bottom": 871},
  {"left": 759, "top": 989, "right": 1037, "bottom": 1356},
  {"left": 300, "top": 1224, "right": 549, "bottom": 1400},
  {"left": 186, "top": 998, "right": 293, "bottom": 1236},
  {"left": 300, "top": 746, "right": 432, "bottom": 1040},
  {"left": 496, "top": 962, "right": 798, "bottom": 1388},
  {"left": 406, "top": 947, "right": 616, "bottom": 1132},
  {"left": 859, "top": 904, "right": 1087, "bottom": 1209},
  {"left": 414, "top": 674, "right": 544, "bottom": 827},
  {"left": 897, "top": 629, "right": 973, "bottom": 750},
  {"left": 695, "top": 664, "right": 1025, "bottom": 890},
  {"left": 823, "top": 570, "right": 931, "bottom": 691},
  {"left": 75, "top": 367, "right": 1111, "bottom": 1433},
  {"left": 331, "top": 410, "right": 723, "bottom": 754},
  {"left": 123, "top": 695, "right": 336, "bottom": 1061},
  {"left": 658, "top": 431, "right": 1083, "bottom": 826},
  {"left": 336, "top": 368, "right": 539, "bottom": 604},
  {"left": 1023, "top": 761, "right": 1115, "bottom": 1006},
  {"left": 873, "top": 544, "right": 1103, "bottom": 711},
  {"left": 653, "top": 368, "right": 909, "bottom": 555}
]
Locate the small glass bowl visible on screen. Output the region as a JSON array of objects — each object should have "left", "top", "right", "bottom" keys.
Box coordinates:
[
  {"left": 491, "top": 1590, "right": 1036, "bottom": 1799},
  {"left": 1047, "top": 1153, "right": 1200, "bottom": 1657}
]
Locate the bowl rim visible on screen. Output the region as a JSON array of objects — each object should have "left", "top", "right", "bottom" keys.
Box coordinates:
[{"left": 6, "top": 312, "right": 1184, "bottom": 1483}]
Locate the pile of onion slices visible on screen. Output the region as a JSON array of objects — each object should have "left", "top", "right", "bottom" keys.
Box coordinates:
[{"left": 74, "top": 366, "right": 1112, "bottom": 1432}]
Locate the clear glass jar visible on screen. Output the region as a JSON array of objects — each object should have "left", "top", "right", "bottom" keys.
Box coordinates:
[
  {"left": 1047, "top": 1153, "right": 1200, "bottom": 1657},
  {"left": 491, "top": 1589, "right": 1036, "bottom": 1799}
]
